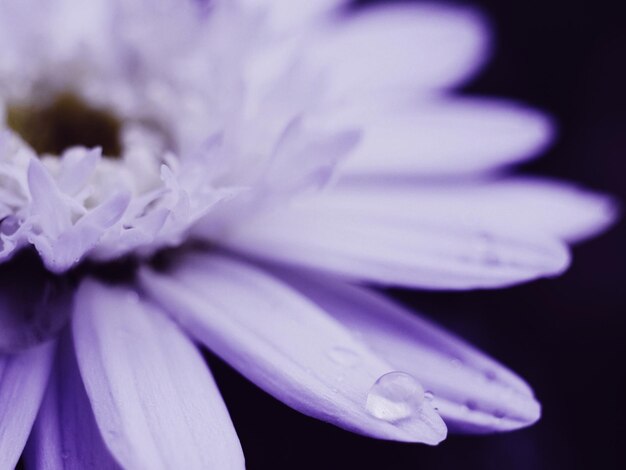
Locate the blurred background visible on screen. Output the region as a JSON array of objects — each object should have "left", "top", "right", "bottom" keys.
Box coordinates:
[{"left": 206, "top": 1, "right": 626, "bottom": 468}]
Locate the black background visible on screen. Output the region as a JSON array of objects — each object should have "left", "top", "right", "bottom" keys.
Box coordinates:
[{"left": 207, "top": 1, "right": 626, "bottom": 469}]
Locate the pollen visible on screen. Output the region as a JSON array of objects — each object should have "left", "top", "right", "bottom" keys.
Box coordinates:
[{"left": 7, "top": 92, "right": 122, "bottom": 157}]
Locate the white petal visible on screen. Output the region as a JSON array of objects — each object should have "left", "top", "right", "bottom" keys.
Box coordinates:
[
  {"left": 263, "top": 119, "right": 360, "bottom": 193},
  {"left": 139, "top": 254, "right": 447, "bottom": 444},
  {"left": 25, "top": 331, "right": 121, "bottom": 469},
  {"left": 0, "top": 342, "right": 55, "bottom": 469},
  {"left": 27, "top": 158, "right": 72, "bottom": 239},
  {"left": 57, "top": 148, "right": 102, "bottom": 196},
  {"left": 241, "top": 0, "right": 345, "bottom": 31},
  {"left": 296, "top": 178, "right": 618, "bottom": 244},
  {"left": 308, "top": 4, "right": 489, "bottom": 99},
  {"left": 47, "top": 191, "right": 131, "bottom": 272},
  {"left": 440, "top": 178, "right": 617, "bottom": 243},
  {"left": 72, "top": 280, "right": 244, "bottom": 470},
  {"left": 271, "top": 267, "right": 541, "bottom": 433},
  {"left": 335, "top": 99, "right": 554, "bottom": 176},
  {"left": 219, "top": 197, "right": 570, "bottom": 290}
]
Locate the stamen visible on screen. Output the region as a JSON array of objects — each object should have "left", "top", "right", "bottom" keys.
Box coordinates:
[{"left": 7, "top": 92, "right": 122, "bottom": 157}]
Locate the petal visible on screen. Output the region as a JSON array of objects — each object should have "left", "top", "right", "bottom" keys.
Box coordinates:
[
  {"left": 271, "top": 267, "right": 540, "bottom": 433},
  {"left": 219, "top": 195, "right": 570, "bottom": 290},
  {"left": 139, "top": 253, "right": 447, "bottom": 444},
  {"left": 45, "top": 191, "right": 131, "bottom": 273},
  {"left": 263, "top": 119, "right": 360, "bottom": 194},
  {"left": 0, "top": 250, "right": 72, "bottom": 353},
  {"left": 335, "top": 99, "right": 554, "bottom": 176},
  {"left": 72, "top": 280, "right": 244, "bottom": 470},
  {"left": 441, "top": 178, "right": 617, "bottom": 243},
  {"left": 293, "top": 178, "right": 618, "bottom": 244},
  {"left": 308, "top": 3, "right": 489, "bottom": 99},
  {"left": 0, "top": 342, "right": 55, "bottom": 469},
  {"left": 57, "top": 148, "right": 101, "bottom": 196},
  {"left": 241, "top": 0, "right": 345, "bottom": 31},
  {"left": 24, "top": 331, "right": 121, "bottom": 469},
  {"left": 28, "top": 158, "right": 72, "bottom": 239}
]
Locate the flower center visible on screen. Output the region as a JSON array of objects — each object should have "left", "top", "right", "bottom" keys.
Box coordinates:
[{"left": 6, "top": 92, "right": 122, "bottom": 157}]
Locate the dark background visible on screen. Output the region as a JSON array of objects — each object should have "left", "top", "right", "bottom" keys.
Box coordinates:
[{"left": 207, "top": 1, "right": 626, "bottom": 468}]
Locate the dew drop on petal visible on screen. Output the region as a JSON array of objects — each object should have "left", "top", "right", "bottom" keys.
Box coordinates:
[
  {"left": 450, "top": 357, "right": 463, "bottom": 368},
  {"left": 0, "top": 215, "right": 19, "bottom": 236},
  {"left": 327, "top": 346, "right": 360, "bottom": 367},
  {"left": 477, "top": 232, "right": 501, "bottom": 266},
  {"left": 464, "top": 400, "right": 478, "bottom": 412},
  {"left": 365, "top": 371, "right": 425, "bottom": 423},
  {"left": 124, "top": 291, "right": 140, "bottom": 305},
  {"left": 484, "top": 370, "right": 498, "bottom": 382},
  {"left": 424, "top": 391, "right": 434, "bottom": 402}
]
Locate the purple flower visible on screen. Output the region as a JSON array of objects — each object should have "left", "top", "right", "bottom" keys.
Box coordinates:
[{"left": 0, "top": 0, "right": 617, "bottom": 467}]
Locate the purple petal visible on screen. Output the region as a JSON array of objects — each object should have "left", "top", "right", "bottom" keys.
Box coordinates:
[
  {"left": 334, "top": 99, "right": 554, "bottom": 176},
  {"left": 308, "top": 3, "right": 489, "bottom": 99},
  {"left": 0, "top": 251, "right": 72, "bottom": 353},
  {"left": 263, "top": 120, "right": 360, "bottom": 193},
  {"left": 271, "top": 267, "right": 540, "bottom": 433},
  {"left": 46, "top": 191, "right": 131, "bottom": 272},
  {"left": 220, "top": 196, "right": 570, "bottom": 290},
  {"left": 241, "top": 0, "right": 345, "bottom": 31},
  {"left": 433, "top": 178, "right": 617, "bottom": 243},
  {"left": 291, "top": 177, "right": 618, "bottom": 244},
  {"left": 25, "top": 331, "right": 121, "bottom": 469},
  {"left": 0, "top": 342, "right": 55, "bottom": 469},
  {"left": 56, "top": 148, "right": 101, "bottom": 196},
  {"left": 140, "top": 253, "right": 447, "bottom": 444},
  {"left": 72, "top": 280, "right": 244, "bottom": 469},
  {"left": 27, "top": 158, "right": 72, "bottom": 239}
]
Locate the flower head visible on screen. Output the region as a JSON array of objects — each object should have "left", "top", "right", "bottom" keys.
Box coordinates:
[{"left": 0, "top": 0, "right": 616, "bottom": 468}]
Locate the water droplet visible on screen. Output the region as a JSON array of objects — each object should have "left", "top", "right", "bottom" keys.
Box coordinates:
[
  {"left": 424, "top": 391, "right": 434, "bottom": 401},
  {"left": 0, "top": 215, "right": 19, "bottom": 236},
  {"left": 484, "top": 370, "right": 497, "bottom": 382},
  {"left": 450, "top": 358, "right": 463, "bottom": 368},
  {"left": 465, "top": 400, "right": 478, "bottom": 411},
  {"left": 494, "top": 409, "right": 506, "bottom": 419},
  {"left": 365, "top": 371, "right": 425, "bottom": 423},
  {"left": 328, "top": 346, "right": 360, "bottom": 367},
  {"left": 477, "top": 232, "right": 500, "bottom": 265},
  {"left": 125, "top": 291, "right": 140, "bottom": 305}
]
